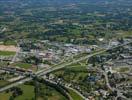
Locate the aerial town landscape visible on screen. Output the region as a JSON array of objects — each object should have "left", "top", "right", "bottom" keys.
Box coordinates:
[{"left": 0, "top": 0, "right": 132, "bottom": 100}]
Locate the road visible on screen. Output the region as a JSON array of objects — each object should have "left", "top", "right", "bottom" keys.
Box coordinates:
[
  {"left": 43, "top": 77, "right": 85, "bottom": 100},
  {"left": 0, "top": 67, "right": 25, "bottom": 75},
  {"left": 0, "top": 41, "right": 131, "bottom": 93},
  {"left": 37, "top": 49, "right": 106, "bottom": 76},
  {"left": 0, "top": 77, "right": 32, "bottom": 92},
  {"left": 43, "top": 78, "right": 73, "bottom": 100},
  {"left": 65, "top": 86, "right": 86, "bottom": 100},
  {"left": 99, "top": 69, "right": 128, "bottom": 100},
  {"left": 0, "top": 49, "right": 105, "bottom": 93}
]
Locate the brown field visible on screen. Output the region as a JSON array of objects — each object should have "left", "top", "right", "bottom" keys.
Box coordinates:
[{"left": 0, "top": 45, "right": 19, "bottom": 52}]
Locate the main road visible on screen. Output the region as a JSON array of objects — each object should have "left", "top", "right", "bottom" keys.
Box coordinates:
[{"left": 0, "top": 49, "right": 105, "bottom": 92}]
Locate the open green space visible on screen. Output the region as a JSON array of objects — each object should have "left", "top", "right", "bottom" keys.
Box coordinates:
[
  {"left": 0, "top": 51, "right": 16, "bottom": 56},
  {"left": 116, "top": 31, "right": 132, "bottom": 38},
  {"left": 0, "top": 92, "right": 12, "bottom": 100},
  {"left": 16, "top": 85, "right": 35, "bottom": 100},
  {"left": 3, "top": 40, "right": 17, "bottom": 46},
  {"left": 37, "top": 82, "right": 67, "bottom": 100},
  {"left": 11, "top": 62, "right": 32, "bottom": 69},
  {"left": 119, "top": 67, "right": 130, "bottom": 72},
  {"left": 68, "top": 89, "right": 84, "bottom": 100},
  {"left": 53, "top": 65, "right": 88, "bottom": 83},
  {"left": 0, "top": 80, "right": 9, "bottom": 87},
  {"left": 0, "top": 84, "right": 35, "bottom": 100}
]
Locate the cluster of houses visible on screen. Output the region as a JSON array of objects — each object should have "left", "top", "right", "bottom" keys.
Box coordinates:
[
  {"left": 0, "top": 56, "right": 14, "bottom": 61},
  {"left": 18, "top": 40, "right": 96, "bottom": 66},
  {"left": 44, "top": 72, "right": 110, "bottom": 100}
]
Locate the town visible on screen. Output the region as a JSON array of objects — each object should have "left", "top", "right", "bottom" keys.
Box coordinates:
[{"left": 0, "top": 36, "right": 131, "bottom": 100}]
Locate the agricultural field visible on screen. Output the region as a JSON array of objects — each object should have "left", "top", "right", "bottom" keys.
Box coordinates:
[{"left": 0, "top": 51, "right": 16, "bottom": 56}]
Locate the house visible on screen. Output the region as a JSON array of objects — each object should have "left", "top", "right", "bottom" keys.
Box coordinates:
[
  {"left": 49, "top": 74, "right": 55, "bottom": 80},
  {"left": 110, "top": 41, "right": 119, "bottom": 46},
  {"left": 120, "top": 54, "right": 132, "bottom": 59}
]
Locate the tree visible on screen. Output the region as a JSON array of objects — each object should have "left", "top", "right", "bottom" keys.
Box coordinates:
[
  {"left": 117, "top": 37, "right": 124, "bottom": 44},
  {"left": 9, "top": 96, "right": 14, "bottom": 100}
]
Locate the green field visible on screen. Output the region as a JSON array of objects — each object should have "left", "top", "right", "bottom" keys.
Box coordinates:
[
  {"left": 0, "top": 84, "right": 35, "bottom": 100},
  {"left": 119, "top": 67, "right": 129, "bottom": 72},
  {"left": 12, "top": 62, "right": 32, "bottom": 69},
  {"left": 16, "top": 85, "right": 35, "bottom": 100},
  {"left": 3, "top": 40, "right": 17, "bottom": 46},
  {"left": 116, "top": 31, "right": 132, "bottom": 38},
  {"left": 68, "top": 88, "right": 84, "bottom": 100},
  {"left": 0, "top": 51, "right": 16, "bottom": 56},
  {"left": 37, "top": 82, "right": 67, "bottom": 100},
  {"left": 53, "top": 65, "right": 88, "bottom": 83},
  {"left": 0, "top": 80, "right": 9, "bottom": 87},
  {"left": 0, "top": 92, "right": 12, "bottom": 100}
]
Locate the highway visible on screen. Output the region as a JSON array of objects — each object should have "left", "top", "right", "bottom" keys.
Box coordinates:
[
  {"left": 0, "top": 67, "right": 25, "bottom": 75},
  {"left": 0, "top": 77, "right": 32, "bottom": 92},
  {"left": 36, "top": 41, "right": 132, "bottom": 77},
  {"left": 44, "top": 78, "right": 86, "bottom": 100},
  {"left": 0, "top": 49, "right": 105, "bottom": 93},
  {"left": 43, "top": 78, "right": 73, "bottom": 100},
  {"left": 0, "top": 41, "right": 131, "bottom": 93},
  {"left": 65, "top": 86, "right": 86, "bottom": 100}
]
